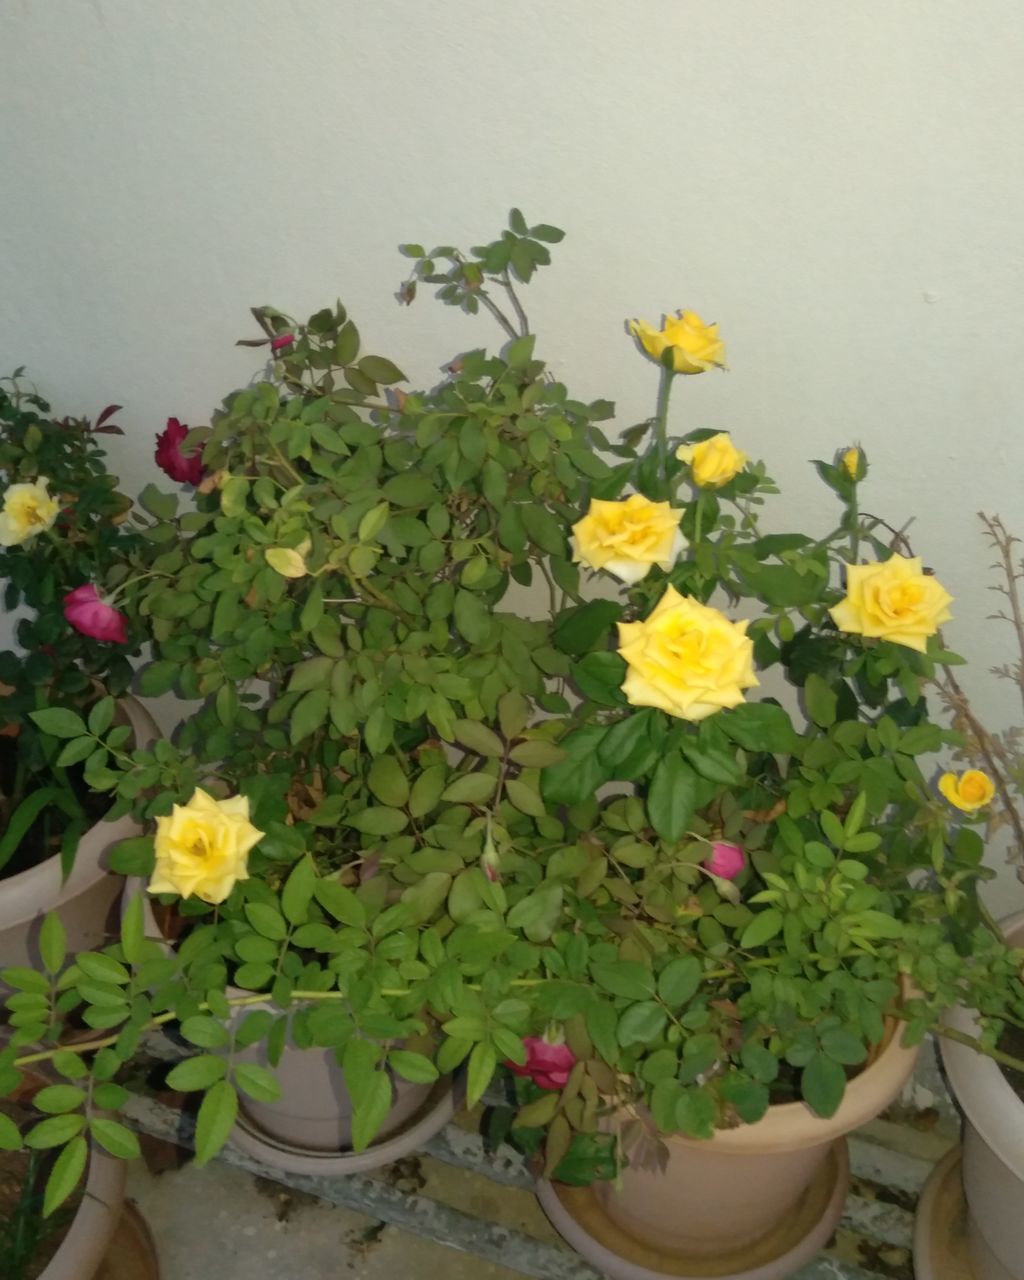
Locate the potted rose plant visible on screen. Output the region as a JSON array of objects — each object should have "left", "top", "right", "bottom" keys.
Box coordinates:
[
  {"left": 18, "top": 212, "right": 616, "bottom": 1174},
  {"left": 0, "top": 371, "right": 157, "bottom": 968},
  {"left": 380, "top": 285, "right": 1024, "bottom": 1276}
]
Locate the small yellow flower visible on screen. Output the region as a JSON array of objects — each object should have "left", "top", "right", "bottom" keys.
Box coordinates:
[
  {"left": 265, "top": 539, "right": 311, "bottom": 579},
  {"left": 841, "top": 447, "right": 862, "bottom": 480},
  {"left": 617, "top": 585, "right": 758, "bottom": 721},
  {"left": 939, "top": 770, "right": 995, "bottom": 813},
  {"left": 676, "top": 434, "right": 748, "bottom": 488},
  {"left": 571, "top": 493, "right": 686, "bottom": 584},
  {"left": 0, "top": 477, "right": 60, "bottom": 546},
  {"left": 148, "top": 788, "right": 264, "bottom": 904},
  {"left": 628, "top": 311, "right": 726, "bottom": 375},
  {"left": 829, "top": 554, "right": 953, "bottom": 654}
]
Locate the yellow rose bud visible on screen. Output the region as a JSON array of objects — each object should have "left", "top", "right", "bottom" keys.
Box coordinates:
[
  {"left": 571, "top": 493, "right": 686, "bottom": 584},
  {"left": 829, "top": 554, "right": 953, "bottom": 653},
  {"left": 675, "top": 433, "right": 748, "bottom": 488},
  {"left": 148, "top": 787, "right": 264, "bottom": 904},
  {"left": 938, "top": 770, "right": 995, "bottom": 813},
  {"left": 628, "top": 311, "right": 726, "bottom": 375},
  {"left": 841, "top": 447, "right": 862, "bottom": 480},
  {"left": 0, "top": 476, "right": 60, "bottom": 546},
  {"left": 617, "top": 585, "right": 758, "bottom": 721},
  {"left": 265, "top": 541, "right": 310, "bottom": 579}
]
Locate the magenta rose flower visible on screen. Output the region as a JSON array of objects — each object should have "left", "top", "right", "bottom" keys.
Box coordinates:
[
  {"left": 270, "top": 334, "right": 295, "bottom": 352},
  {"left": 155, "top": 417, "right": 203, "bottom": 485},
  {"left": 703, "top": 841, "right": 746, "bottom": 880},
  {"left": 506, "top": 1035, "right": 576, "bottom": 1091},
  {"left": 63, "top": 584, "right": 128, "bottom": 644}
]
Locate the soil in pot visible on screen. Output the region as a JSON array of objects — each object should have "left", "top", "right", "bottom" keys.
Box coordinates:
[
  {"left": 0, "top": 1097, "right": 83, "bottom": 1280},
  {"left": 996, "top": 1024, "right": 1024, "bottom": 1102}
]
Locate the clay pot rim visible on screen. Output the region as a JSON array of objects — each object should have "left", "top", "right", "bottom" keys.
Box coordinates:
[
  {"left": 940, "top": 909, "right": 1024, "bottom": 1179},
  {"left": 0, "top": 696, "right": 159, "bottom": 922},
  {"left": 634, "top": 1004, "right": 919, "bottom": 1156}
]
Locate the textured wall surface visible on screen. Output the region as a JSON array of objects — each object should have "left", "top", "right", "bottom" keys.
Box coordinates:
[{"left": 2, "top": 1, "right": 1022, "bottom": 904}]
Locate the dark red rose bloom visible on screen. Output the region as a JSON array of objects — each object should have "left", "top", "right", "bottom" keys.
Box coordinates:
[{"left": 155, "top": 417, "right": 203, "bottom": 485}]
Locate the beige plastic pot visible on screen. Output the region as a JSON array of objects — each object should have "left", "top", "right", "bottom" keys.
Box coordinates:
[
  {"left": 130, "top": 880, "right": 454, "bottom": 1172},
  {"left": 940, "top": 910, "right": 1024, "bottom": 1280},
  {"left": 0, "top": 697, "right": 159, "bottom": 971},
  {"left": 595, "top": 1016, "right": 920, "bottom": 1256},
  {"left": 39, "top": 1144, "right": 126, "bottom": 1280}
]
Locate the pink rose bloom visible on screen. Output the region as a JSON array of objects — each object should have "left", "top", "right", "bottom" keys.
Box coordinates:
[
  {"left": 703, "top": 841, "right": 746, "bottom": 880},
  {"left": 63, "top": 584, "right": 128, "bottom": 644},
  {"left": 155, "top": 417, "right": 203, "bottom": 485},
  {"left": 270, "top": 334, "right": 295, "bottom": 352},
  {"left": 507, "top": 1035, "right": 576, "bottom": 1091}
]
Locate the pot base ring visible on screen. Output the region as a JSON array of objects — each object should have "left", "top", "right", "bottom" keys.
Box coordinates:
[
  {"left": 96, "top": 1201, "right": 161, "bottom": 1280},
  {"left": 536, "top": 1139, "right": 849, "bottom": 1280},
  {"left": 228, "top": 1076, "right": 455, "bottom": 1175},
  {"left": 912, "top": 1148, "right": 975, "bottom": 1280}
]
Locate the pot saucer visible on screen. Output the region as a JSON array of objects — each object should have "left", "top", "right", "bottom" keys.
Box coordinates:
[
  {"left": 228, "top": 1076, "right": 455, "bottom": 1175},
  {"left": 536, "top": 1139, "right": 849, "bottom": 1280},
  {"left": 913, "top": 1148, "right": 974, "bottom": 1280},
  {"left": 96, "top": 1202, "right": 161, "bottom": 1280}
]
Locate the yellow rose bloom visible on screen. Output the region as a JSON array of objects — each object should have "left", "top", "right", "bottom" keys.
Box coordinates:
[
  {"left": 628, "top": 311, "right": 726, "bottom": 375},
  {"left": 939, "top": 770, "right": 995, "bottom": 813},
  {"left": 148, "top": 788, "right": 264, "bottom": 904},
  {"left": 829, "top": 554, "right": 953, "bottom": 653},
  {"left": 841, "top": 447, "right": 862, "bottom": 480},
  {"left": 571, "top": 493, "right": 686, "bottom": 585},
  {"left": 617, "top": 585, "right": 758, "bottom": 721},
  {"left": 675, "top": 434, "right": 748, "bottom": 488},
  {"left": 0, "top": 476, "right": 60, "bottom": 547}
]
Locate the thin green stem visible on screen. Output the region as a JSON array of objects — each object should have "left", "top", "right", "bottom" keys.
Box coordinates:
[{"left": 654, "top": 368, "right": 676, "bottom": 499}]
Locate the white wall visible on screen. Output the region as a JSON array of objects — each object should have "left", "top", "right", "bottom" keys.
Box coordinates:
[{"left": 2, "top": 1, "right": 1023, "bottom": 906}]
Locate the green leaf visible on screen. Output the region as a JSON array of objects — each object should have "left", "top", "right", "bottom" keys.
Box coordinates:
[
  {"left": 43, "top": 1135, "right": 87, "bottom": 1217},
  {"left": 505, "top": 884, "right": 562, "bottom": 942},
  {"left": 388, "top": 1050, "right": 440, "bottom": 1084},
  {"left": 466, "top": 1041, "right": 497, "bottom": 1107},
  {"left": 166, "top": 1054, "right": 228, "bottom": 1092},
  {"left": 542, "top": 726, "right": 609, "bottom": 806},
  {"left": 0, "top": 788, "right": 62, "bottom": 873},
  {"left": 647, "top": 753, "right": 698, "bottom": 843},
  {"left": 25, "top": 1114, "right": 85, "bottom": 1149},
  {"left": 139, "top": 482, "right": 178, "bottom": 520},
  {"left": 351, "top": 1071, "right": 392, "bottom": 1153},
  {"left": 180, "top": 1016, "right": 230, "bottom": 1050},
  {"left": 592, "top": 961, "right": 655, "bottom": 1001},
  {"left": 234, "top": 1063, "right": 283, "bottom": 1103},
  {"left": 27, "top": 711, "right": 87, "bottom": 742},
  {"left": 39, "top": 916, "right": 66, "bottom": 972},
  {"left": 290, "top": 689, "right": 329, "bottom": 743},
  {"left": 358, "top": 355, "right": 406, "bottom": 384},
  {"left": 740, "top": 908, "right": 784, "bottom": 949},
  {"left": 367, "top": 756, "right": 410, "bottom": 807},
  {"left": 281, "top": 854, "right": 316, "bottom": 926},
  {"left": 55, "top": 737, "right": 95, "bottom": 767},
  {"left": 441, "top": 774, "right": 497, "bottom": 805},
  {"left": 804, "top": 674, "right": 838, "bottom": 728},
  {"left": 617, "top": 1001, "right": 667, "bottom": 1047},
  {"left": 0, "top": 1113, "right": 22, "bottom": 1151},
  {"left": 76, "top": 953, "right": 130, "bottom": 985},
  {"left": 453, "top": 590, "right": 492, "bottom": 644},
  {"left": 504, "top": 778, "right": 547, "bottom": 818},
  {"left": 346, "top": 805, "right": 408, "bottom": 837},
  {"left": 90, "top": 1117, "right": 141, "bottom": 1160},
  {"left": 120, "top": 893, "right": 144, "bottom": 966},
  {"left": 87, "top": 696, "right": 116, "bottom": 736},
  {"left": 598, "top": 712, "right": 652, "bottom": 771},
  {"left": 820, "top": 1028, "right": 868, "bottom": 1066},
  {"left": 244, "top": 903, "right": 288, "bottom": 941},
  {"left": 453, "top": 719, "right": 505, "bottom": 758},
  {"left": 520, "top": 505, "right": 564, "bottom": 556},
  {"left": 585, "top": 1000, "right": 619, "bottom": 1066},
  {"left": 194, "top": 1080, "right": 238, "bottom": 1167},
  {"left": 553, "top": 600, "right": 623, "bottom": 656},
  {"left": 505, "top": 334, "right": 536, "bottom": 369},
  {"left": 802, "top": 1052, "right": 846, "bottom": 1117},
  {"left": 657, "top": 956, "right": 702, "bottom": 1007},
  {"left": 314, "top": 879, "right": 367, "bottom": 928},
  {"left": 33, "top": 1086, "right": 86, "bottom": 1115}
]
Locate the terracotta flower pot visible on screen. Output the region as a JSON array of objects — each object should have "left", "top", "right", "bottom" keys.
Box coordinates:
[
  {"left": 130, "top": 881, "right": 455, "bottom": 1174},
  {"left": 939, "top": 910, "right": 1024, "bottom": 1280},
  {"left": 0, "top": 697, "right": 159, "bottom": 971},
  {"left": 593, "top": 1015, "right": 919, "bottom": 1258}
]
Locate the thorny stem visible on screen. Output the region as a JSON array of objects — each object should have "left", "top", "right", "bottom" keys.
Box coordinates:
[
  {"left": 499, "top": 271, "right": 530, "bottom": 338},
  {"left": 979, "top": 513, "right": 1024, "bottom": 721}
]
